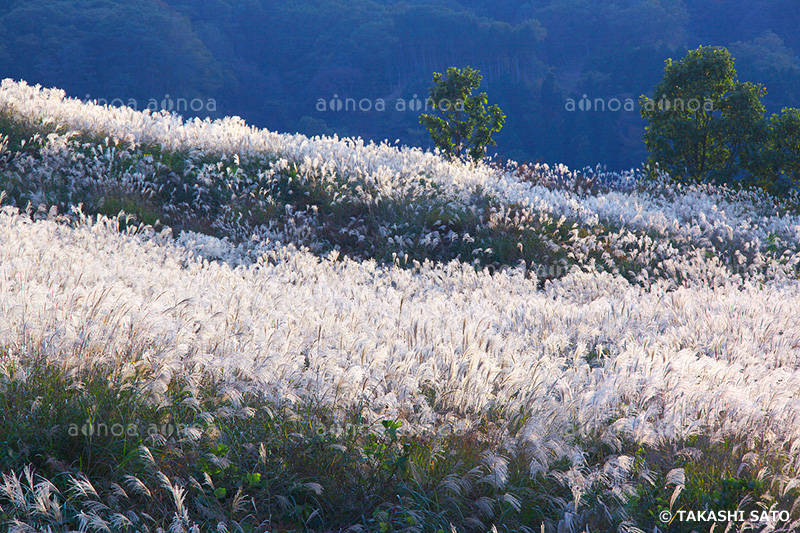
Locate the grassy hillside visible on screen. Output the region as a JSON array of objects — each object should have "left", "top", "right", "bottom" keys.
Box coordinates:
[{"left": 2, "top": 80, "right": 800, "bottom": 532}]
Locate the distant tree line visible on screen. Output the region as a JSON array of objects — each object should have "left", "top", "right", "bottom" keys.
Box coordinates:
[{"left": 0, "top": 0, "right": 798, "bottom": 170}]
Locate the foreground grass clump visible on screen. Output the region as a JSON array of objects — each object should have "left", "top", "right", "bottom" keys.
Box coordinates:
[
  {"left": 0, "top": 348, "right": 566, "bottom": 532},
  {"left": 2, "top": 347, "right": 798, "bottom": 533}
]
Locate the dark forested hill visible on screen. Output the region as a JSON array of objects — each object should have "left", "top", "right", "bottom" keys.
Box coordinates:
[{"left": 2, "top": 0, "right": 799, "bottom": 170}]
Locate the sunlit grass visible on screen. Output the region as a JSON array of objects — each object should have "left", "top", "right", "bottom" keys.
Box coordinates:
[{"left": 2, "top": 79, "right": 800, "bottom": 532}]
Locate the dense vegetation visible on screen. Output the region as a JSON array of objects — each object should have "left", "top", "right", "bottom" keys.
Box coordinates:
[
  {"left": 1, "top": 0, "right": 799, "bottom": 170},
  {"left": 4, "top": 79, "right": 800, "bottom": 532}
]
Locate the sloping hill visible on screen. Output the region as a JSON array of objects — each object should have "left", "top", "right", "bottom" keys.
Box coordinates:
[{"left": 1, "top": 80, "right": 800, "bottom": 532}]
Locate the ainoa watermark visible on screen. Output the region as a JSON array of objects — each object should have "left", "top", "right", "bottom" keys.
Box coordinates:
[
  {"left": 316, "top": 94, "right": 465, "bottom": 113},
  {"left": 566, "top": 94, "right": 714, "bottom": 113},
  {"left": 83, "top": 93, "right": 217, "bottom": 113},
  {"left": 68, "top": 420, "right": 204, "bottom": 438}
]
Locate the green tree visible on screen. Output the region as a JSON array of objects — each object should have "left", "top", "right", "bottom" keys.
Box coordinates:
[
  {"left": 640, "top": 46, "right": 767, "bottom": 185},
  {"left": 419, "top": 66, "right": 506, "bottom": 163},
  {"left": 760, "top": 108, "right": 800, "bottom": 193}
]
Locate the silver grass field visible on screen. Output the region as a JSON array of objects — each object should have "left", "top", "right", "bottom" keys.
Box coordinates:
[{"left": 1, "top": 80, "right": 800, "bottom": 533}]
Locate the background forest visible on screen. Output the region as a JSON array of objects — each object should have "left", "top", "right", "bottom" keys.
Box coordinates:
[{"left": 2, "top": 0, "right": 799, "bottom": 170}]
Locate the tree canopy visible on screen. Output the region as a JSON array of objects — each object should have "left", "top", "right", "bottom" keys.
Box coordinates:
[
  {"left": 641, "top": 46, "right": 800, "bottom": 194},
  {"left": 419, "top": 66, "right": 505, "bottom": 163}
]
